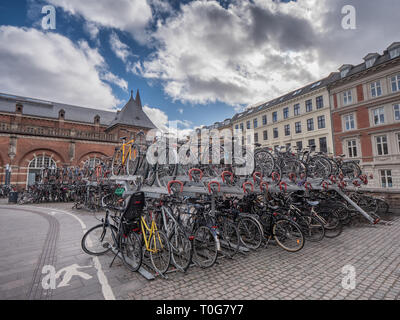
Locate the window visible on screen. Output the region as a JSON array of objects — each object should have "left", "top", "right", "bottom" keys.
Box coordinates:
[
  {"left": 262, "top": 115, "right": 267, "bottom": 125},
  {"left": 344, "top": 114, "right": 355, "bottom": 131},
  {"left": 294, "top": 104, "right": 300, "bottom": 116},
  {"left": 254, "top": 133, "right": 259, "bottom": 143},
  {"left": 235, "top": 124, "right": 239, "bottom": 130},
  {"left": 241, "top": 136, "right": 245, "bottom": 145},
  {"left": 306, "top": 100, "right": 313, "bottom": 112},
  {"left": 341, "top": 69, "right": 349, "bottom": 78},
  {"left": 296, "top": 141, "right": 303, "bottom": 151},
  {"left": 394, "top": 105, "right": 400, "bottom": 121},
  {"left": 316, "top": 96, "right": 324, "bottom": 109},
  {"left": 391, "top": 75, "right": 400, "bottom": 92},
  {"left": 295, "top": 121, "right": 302, "bottom": 134},
  {"left": 389, "top": 47, "right": 400, "bottom": 59},
  {"left": 319, "top": 137, "right": 327, "bottom": 153},
  {"left": 29, "top": 156, "right": 57, "bottom": 169},
  {"left": 240, "top": 123, "right": 244, "bottom": 131},
  {"left": 317, "top": 115, "right": 326, "bottom": 129},
  {"left": 284, "top": 124, "right": 290, "bottom": 136},
  {"left": 307, "top": 118, "right": 314, "bottom": 131},
  {"left": 373, "top": 107, "right": 385, "bottom": 125},
  {"left": 343, "top": 90, "right": 353, "bottom": 105},
  {"left": 273, "top": 128, "right": 278, "bottom": 139},
  {"left": 246, "top": 121, "right": 251, "bottom": 129},
  {"left": 366, "top": 58, "right": 376, "bottom": 68},
  {"left": 283, "top": 107, "right": 289, "bottom": 119},
  {"left": 253, "top": 118, "right": 258, "bottom": 129},
  {"left": 263, "top": 130, "right": 268, "bottom": 141},
  {"left": 308, "top": 139, "right": 316, "bottom": 147},
  {"left": 397, "top": 133, "right": 400, "bottom": 151},
  {"left": 376, "top": 135, "right": 389, "bottom": 155},
  {"left": 347, "top": 140, "right": 357, "bottom": 158},
  {"left": 272, "top": 112, "right": 278, "bottom": 123},
  {"left": 380, "top": 170, "right": 393, "bottom": 188},
  {"left": 371, "top": 81, "right": 382, "bottom": 98}
]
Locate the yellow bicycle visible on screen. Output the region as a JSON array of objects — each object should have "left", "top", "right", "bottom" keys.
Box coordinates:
[
  {"left": 140, "top": 211, "right": 171, "bottom": 275},
  {"left": 111, "top": 136, "right": 140, "bottom": 176}
]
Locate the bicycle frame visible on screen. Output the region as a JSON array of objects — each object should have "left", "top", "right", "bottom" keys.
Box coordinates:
[{"left": 140, "top": 214, "right": 163, "bottom": 254}]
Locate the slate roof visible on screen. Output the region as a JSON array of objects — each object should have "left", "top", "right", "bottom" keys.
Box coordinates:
[
  {"left": 0, "top": 90, "right": 156, "bottom": 130},
  {"left": 0, "top": 92, "right": 116, "bottom": 125},
  {"left": 106, "top": 90, "right": 156, "bottom": 130}
]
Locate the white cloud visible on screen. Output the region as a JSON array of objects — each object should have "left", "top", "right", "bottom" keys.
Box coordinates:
[
  {"left": 133, "top": 0, "right": 400, "bottom": 108},
  {"left": 143, "top": 105, "right": 194, "bottom": 138},
  {"left": 100, "top": 71, "right": 128, "bottom": 91},
  {"left": 109, "top": 32, "right": 132, "bottom": 63},
  {"left": 84, "top": 22, "right": 100, "bottom": 41},
  {"left": 46, "top": 0, "right": 153, "bottom": 43},
  {"left": 178, "top": 108, "right": 184, "bottom": 114},
  {"left": 0, "top": 26, "right": 120, "bottom": 109}
]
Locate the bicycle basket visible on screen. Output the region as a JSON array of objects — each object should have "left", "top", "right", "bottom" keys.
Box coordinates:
[
  {"left": 114, "top": 187, "right": 125, "bottom": 197},
  {"left": 123, "top": 192, "right": 145, "bottom": 221}
]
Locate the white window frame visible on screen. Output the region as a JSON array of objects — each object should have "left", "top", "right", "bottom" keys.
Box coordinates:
[
  {"left": 391, "top": 74, "right": 400, "bottom": 92},
  {"left": 346, "top": 139, "right": 358, "bottom": 158},
  {"left": 380, "top": 170, "right": 393, "bottom": 188},
  {"left": 375, "top": 135, "right": 389, "bottom": 156},
  {"left": 389, "top": 47, "right": 400, "bottom": 59},
  {"left": 373, "top": 107, "right": 385, "bottom": 125},
  {"left": 344, "top": 114, "right": 355, "bottom": 131},
  {"left": 371, "top": 81, "right": 382, "bottom": 98},
  {"left": 394, "top": 104, "right": 400, "bottom": 121},
  {"left": 343, "top": 90, "right": 353, "bottom": 105}
]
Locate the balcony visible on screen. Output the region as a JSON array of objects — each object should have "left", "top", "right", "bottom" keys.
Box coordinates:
[{"left": 0, "top": 122, "right": 118, "bottom": 143}]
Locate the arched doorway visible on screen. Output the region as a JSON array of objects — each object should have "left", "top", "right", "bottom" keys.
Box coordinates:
[{"left": 27, "top": 155, "right": 57, "bottom": 186}]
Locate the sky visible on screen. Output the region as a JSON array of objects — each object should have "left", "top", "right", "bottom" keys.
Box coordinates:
[{"left": 0, "top": 0, "right": 399, "bottom": 135}]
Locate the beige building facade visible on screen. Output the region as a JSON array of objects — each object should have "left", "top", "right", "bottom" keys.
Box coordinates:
[{"left": 231, "top": 76, "right": 335, "bottom": 154}]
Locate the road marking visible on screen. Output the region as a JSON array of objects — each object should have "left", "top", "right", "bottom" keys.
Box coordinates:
[{"left": 23, "top": 206, "right": 116, "bottom": 301}]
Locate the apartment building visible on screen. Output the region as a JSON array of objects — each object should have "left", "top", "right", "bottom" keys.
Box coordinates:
[
  {"left": 231, "top": 76, "right": 334, "bottom": 154},
  {"left": 329, "top": 42, "right": 400, "bottom": 190}
]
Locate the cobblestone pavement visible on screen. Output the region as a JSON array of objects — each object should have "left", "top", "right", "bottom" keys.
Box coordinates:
[{"left": 0, "top": 199, "right": 399, "bottom": 300}]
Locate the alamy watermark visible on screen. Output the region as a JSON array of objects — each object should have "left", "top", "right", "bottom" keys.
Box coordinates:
[
  {"left": 341, "top": 264, "right": 356, "bottom": 290},
  {"left": 342, "top": 5, "right": 356, "bottom": 30},
  {"left": 41, "top": 5, "right": 56, "bottom": 30}
]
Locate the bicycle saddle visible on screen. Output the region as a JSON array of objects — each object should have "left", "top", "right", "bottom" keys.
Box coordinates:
[
  {"left": 306, "top": 200, "right": 319, "bottom": 206},
  {"left": 120, "top": 136, "right": 127, "bottom": 141}
]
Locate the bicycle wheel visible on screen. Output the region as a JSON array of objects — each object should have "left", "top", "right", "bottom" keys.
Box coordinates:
[
  {"left": 149, "top": 230, "right": 171, "bottom": 275},
  {"left": 237, "top": 216, "right": 263, "bottom": 250},
  {"left": 219, "top": 220, "right": 240, "bottom": 258},
  {"left": 81, "top": 224, "right": 116, "bottom": 256},
  {"left": 376, "top": 198, "right": 389, "bottom": 215},
  {"left": 120, "top": 231, "right": 142, "bottom": 272},
  {"left": 169, "top": 228, "right": 193, "bottom": 272},
  {"left": 193, "top": 226, "right": 218, "bottom": 268},
  {"left": 280, "top": 159, "right": 307, "bottom": 180},
  {"left": 307, "top": 156, "right": 332, "bottom": 179},
  {"left": 254, "top": 148, "right": 275, "bottom": 177},
  {"left": 273, "top": 219, "right": 304, "bottom": 252},
  {"left": 297, "top": 215, "right": 325, "bottom": 242},
  {"left": 341, "top": 161, "right": 361, "bottom": 179},
  {"left": 126, "top": 144, "right": 140, "bottom": 176},
  {"left": 111, "top": 148, "right": 123, "bottom": 176},
  {"left": 317, "top": 211, "right": 343, "bottom": 238}
]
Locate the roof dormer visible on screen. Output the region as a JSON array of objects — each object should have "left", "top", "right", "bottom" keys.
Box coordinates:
[
  {"left": 388, "top": 42, "right": 400, "bottom": 59},
  {"left": 363, "top": 53, "right": 379, "bottom": 68},
  {"left": 59, "top": 109, "right": 65, "bottom": 120},
  {"left": 339, "top": 64, "right": 353, "bottom": 78},
  {"left": 15, "top": 102, "right": 23, "bottom": 114},
  {"left": 94, "top": 115, "right": 100, "bottom": 125}
]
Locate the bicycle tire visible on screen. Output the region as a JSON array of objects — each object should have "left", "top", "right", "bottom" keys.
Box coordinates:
[
  {"left": 192, "top": 226, "right": 218, "bottom": 268},
  {"left": 219, "top": 220, "right": 240, "bottom": 258},
  {"left": 126, "top": 144, "right": 140, "bottom": 176},
  {"left": 237, "top": 216, "right": 263, "bottom": 250},
  {"left": 273, "top": 219, "right": 304, "bottom": 252},
  {"left": 120, "top": 231, "right": 143, "bottom": 272},
  {"left": 81, "top": 224, "right": 117, "bottom": 256},
  {"left": 149, "top": 230, "right": 171, "bottom": 275},
  {"left": 169, "top": 228, "right": 193, "bottom": 272}
]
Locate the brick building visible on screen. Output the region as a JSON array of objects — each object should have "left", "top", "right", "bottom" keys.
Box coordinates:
[
  {"left": 329, "top": 42, "right": 400, "bottom": 190},
  {"left": 0, "top": 90, "right": 156, "bottom": 188}
]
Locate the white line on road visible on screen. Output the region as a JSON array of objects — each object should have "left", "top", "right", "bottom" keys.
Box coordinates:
[{"left": 24, "top": 206, "right": 116, "bottom": 301}]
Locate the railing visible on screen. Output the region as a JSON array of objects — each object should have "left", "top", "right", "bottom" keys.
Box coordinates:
[{"left": 0, "top": 122, "right": 118, "bottom": 142}]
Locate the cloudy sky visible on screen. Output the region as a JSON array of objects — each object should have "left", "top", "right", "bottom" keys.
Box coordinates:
[{"left": 0, "top": 0, "right": 399, "bottom": 132}]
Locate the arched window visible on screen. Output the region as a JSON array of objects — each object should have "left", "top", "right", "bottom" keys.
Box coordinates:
[
  {"left": 84, "top": 157, "right": 101, "bottom": 168},
  {"left": 27, "top": 155, "right": 57, "bottom": 186}
]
